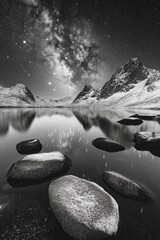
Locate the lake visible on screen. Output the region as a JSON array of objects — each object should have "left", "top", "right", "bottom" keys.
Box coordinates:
[{"left": 0, "top": 108, "right": 160, "bottom": 240}]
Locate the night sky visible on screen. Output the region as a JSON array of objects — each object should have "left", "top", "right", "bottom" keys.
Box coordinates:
[{"left": 0, "top": 0, "right": 160, "bottom": 98}]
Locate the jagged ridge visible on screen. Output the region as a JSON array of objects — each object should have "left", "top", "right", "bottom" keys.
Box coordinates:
[{"left": 73, "top": 58, "right": 160, "bottom": 108}]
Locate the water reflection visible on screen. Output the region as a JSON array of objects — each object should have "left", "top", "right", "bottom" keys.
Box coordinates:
[
  {"left": 0, "top": 108, "right": 160, "bottom": 150},
  {"left": 0, "top": 108, "right": 160, "bottom": 240},
  {"left": 73, "top": 109, "right": 160, "bottom": 148},
  {"left": 0, "top": 109, "right": 36, "bottom": 135}
]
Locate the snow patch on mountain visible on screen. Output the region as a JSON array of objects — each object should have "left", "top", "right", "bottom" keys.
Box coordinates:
[{"left": 72, "top": 58, "right": 160, "bottom": 109}]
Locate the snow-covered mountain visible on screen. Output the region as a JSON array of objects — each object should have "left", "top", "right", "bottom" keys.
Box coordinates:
[
  {"left": 73, "top": 58, "right": 160, "bottom": 108},
  {"left": 1, "top": 58, "right": 160, "bottom": 109},
  {"left": 0, "top": 83, "right": 35, "bottom": 107},
  {"left": 0, "top": 83, "right": 73, "bottom": 108},
  {"left": 73, "top": 84, "right": 97, "bottom": 104}
]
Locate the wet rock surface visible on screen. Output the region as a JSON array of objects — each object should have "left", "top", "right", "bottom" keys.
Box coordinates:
[
  {"left": 92, "top": 137, "right": 125, "bottom": 152},
  {"left": 0, "top": 197, "right": 52, "bottom": 240},
  {"left": 102, "top": 171, "right": 153, "bottom": 202},
  {"left": 16, "top": 139, "right": 42, "bottom": 154},
  {"left": 6, "top": 152, "right": 71, "bottom": 187},
  {"left": 0, "top": 193, "right": 19, "bottom": 228},
  {"left": 118, "top": 118, "right": 143, "bottom": 126},
  {"left": 134, "top": 132, "right": 160, "bottom": 150},
  {"left": 49, "top": 175, "right": 119, "bottom": 240},
  {"left": 130, "top": 114, "right": 156, "bottom": 121}
]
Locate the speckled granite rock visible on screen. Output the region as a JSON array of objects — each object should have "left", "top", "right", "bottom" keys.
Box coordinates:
[
  {"left": 49, "top": 175, "right": 119, "bottom": 240},
  {"left": 102, "top": 171, "right": 153, "bottom": 202},
  {"left": 6, "top": 152, "right": 71, "bottom": 187},
  {"left": 0, "top": 193, "right": 19, "bottom": 228}
]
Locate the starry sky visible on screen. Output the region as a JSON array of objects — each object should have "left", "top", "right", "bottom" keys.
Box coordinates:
[{"left": 0, "top": 0, "right": 160, "bottom": 98}]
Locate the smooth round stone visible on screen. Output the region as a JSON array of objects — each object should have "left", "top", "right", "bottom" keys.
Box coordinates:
[
  {"left": 6, "top": 152, "right": 71, "bottom": 187},
  {"left": 49, "top": 175, "right": 119, "bottom": 240},
  {"left": 118, "top": 118, "right": 143, "bottom": 126},
  {"left": 0, "top": 193, "right": 19, "bottom": 228},
  {"left": 102, "top": 171, "right": 153, "bottom": 202},
  {"left": 92, "top": 137, "right": 125, "bottom": 152},
  {"left": 16, "top": 139, "right": 42, "bottom": 154}
]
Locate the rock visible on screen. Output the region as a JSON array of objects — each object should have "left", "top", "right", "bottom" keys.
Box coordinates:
[
  {"left": 153, "top": 115, "right": 160, "bottom": 124},
  {"left": 118, "top": 118, "right": 143, "bottom": 126},
  {"left": 6, "top": 152, "right": 71, "bottom": 187},
  {"left": 49, "top": 175, "right": 119, "bottom": 240},
  {"left": 0, "top": 193, "right": 19, "bottom": 228},
  {"left": 134, "top": 132, "right": 160, "bottom": 150},
  {"left": 149, "top": 149, "right": 160, "bottom": 158},
  {"left": 92, "top": 137, "right": 125, "bottom": 152},
  {"left": 0, "top": 197, "right": 53, "bottom": 239},
  {"left": 130, "top": 114, "right": 156, "bottom": 121},
  {"left": 16, "top": 139, "right": 42, "bottom": 154},
  {"left": 1, "top": 184, "right": 13, "bottom": 193},
  {"left": 102, "top": 171, "right": 153, "bottom": 202}
]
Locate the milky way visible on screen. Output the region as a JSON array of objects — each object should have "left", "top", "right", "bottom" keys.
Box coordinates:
[
  {"left": 25, "top": 0, "right": 100, "bottom": 87},
  {"left": 1, "top": 0, "right": 160, "bottom": 97}
]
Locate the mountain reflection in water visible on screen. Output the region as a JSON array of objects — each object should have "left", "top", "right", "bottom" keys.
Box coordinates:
[{"left": 1, "top": 108, "right": 160, "bottom": 148}]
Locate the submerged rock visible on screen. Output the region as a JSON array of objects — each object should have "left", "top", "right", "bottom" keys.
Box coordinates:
[
  {"left": 134, "top": 132, "right": 160, "bottom": 150},
  {"left": 102, "top": 171, "right": 153, "bottom": 202},
  {"left": 49, "top": 175, "right": 119, "bottom": 240},
  {"left": 118, "top": 118, "right": 143, "bottom": 126},
  {"left": 6, "top": 152, "right": 71, "bottom": 187},
  {"left": 16, "top": 139, "right": 42, "bottom": 154},
  {"left": 92, "top": 137, "right": 125, "bottom": 152},
  {"left": 0, "top": 193, "right": 19, "bottom": 228}
]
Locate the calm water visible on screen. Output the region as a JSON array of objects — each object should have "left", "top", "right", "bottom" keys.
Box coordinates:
[{"left": 0, "top": 108, "right": 160, "bottom": 239}]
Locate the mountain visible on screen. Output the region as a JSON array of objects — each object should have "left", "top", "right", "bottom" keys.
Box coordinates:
[
  {"left": 0, "top": 83, "right": 73, "bottom": 108},
  {"left": 0, "top": 83, "right": 35, "bottom": 107},
  {"left": 1, "top": 58, "right": 160, "bottom": 109},
  {"left": 73, "top": 58, "right": 160, "bottom": 108},
  {"left": 98, "top": 58, "right": 149, "bottom": 99},
  {"left": 35, "top": 96, "right": 73, "bottom": 107},
  {"left": 73, "top": 84, "right": 97, "bottom": 104}
]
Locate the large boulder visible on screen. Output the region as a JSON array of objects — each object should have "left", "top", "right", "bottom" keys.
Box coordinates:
[
  {"left": 16, "top": 139, "right": 42, "bottom": 154},
  {"left": 102, "top": 171, "right": 153, "bottom": 202},
  {"left": 49, "top": 175, "right": 119, "bottom": 240},
  {"left": 117, "top": 118, "right": 143, "bottom": 126},
  {"left": 134, "top": 132, "right": 160, "bottom": 150},
  {"left": 6, "top": 152, "right": 71, "bottom": 187},
  {"left": 92, "top": 138, "right": 125, "bottom": 152}
]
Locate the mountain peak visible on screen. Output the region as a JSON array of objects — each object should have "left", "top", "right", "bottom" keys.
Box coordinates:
[
  {"left": 123, "top": 58, "right": 143, "bottom": 72},
  {"left": 82, "top": 84, "right": 94, "bottom": 93},
  {"left": 73, "top": 84, "right": 95, "bottom": 104},
  {"left": 99, "top": 57, "right": 149, "bottom": 99},
  {"left": 10, "top": 83, "right": 35, "bottom": 102}
]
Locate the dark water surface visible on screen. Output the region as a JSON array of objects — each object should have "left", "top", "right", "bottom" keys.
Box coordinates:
[{"left": 0, "top": 108, "right": 160, "bottom": 240}]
